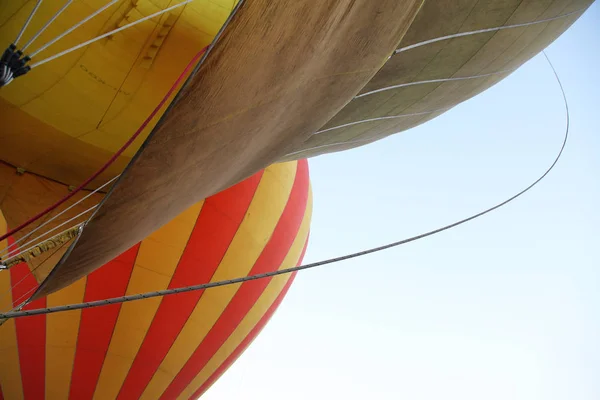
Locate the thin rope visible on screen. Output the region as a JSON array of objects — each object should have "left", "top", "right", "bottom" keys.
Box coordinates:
[
  {"left": 1, "top": 221, "right": 85, "bottom": 265},
  {"left": 0, "top": 64, "right": 13, "bottom": 86},
  {"left": 5, "top": 286, "right": 37, "bottom": 314},
  {"left": 1, "top": 226, "right": 81, "bottom": 269},
  {"left": 0, "top": 175, "right": 118, "bottom": 257},
  {"left": 1, "top": 65, "right": 10, "bottom": 81},
  {"left": 1, "top": 204, "right": 92, "bottom": 262},
  {"left": 30, "top": 0, "right": 194, "bottom": 67},
  {"left": 395, "top": 8, "right": 585, "bottom": 54},
  {"left": 314, "top": 107, "right": 451, "bottom": 135},
  {"left": 0, "top": 47, "right": 207, "bottom": 243},
  {"left": 14, "top": 0, "right": 43, "bottom": 45},
  {"left": 21, "top": 0, "right": 74, "bottom": 51},
  {"left": 0, "top": 51, "right": 569, "bottom": 319},
  {"left": 1, "top": 241, "right": 70, "bottom": 307},
  {"left": 285, "top": 137, "right": 375, "bottom": 158},
  {"left": 28, "top": 0, "right": 120, "bottom": 57},
  {"left": 355, "top": 69, "right": 515, "bottom": 99},
  {"left": 0, "top": 240, "right": 70, "bottom": 321}
]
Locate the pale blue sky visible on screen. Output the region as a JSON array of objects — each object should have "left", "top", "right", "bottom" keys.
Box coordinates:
[{"left": 205, "top": 5, "right": 599, "bottom": 399}]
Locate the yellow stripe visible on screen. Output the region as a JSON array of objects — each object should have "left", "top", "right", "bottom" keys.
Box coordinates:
[
  {"left": 140, "top": 162, "right": 297, "bottom": 399},
  {"left": 0, "top": 210, "right": 24, "bottom": 400},
  {"left": 45, "top": 279, "right": 86, "bottom": 400},
  {"left": 93, "top": 201, "right": 205, "bottom": 400},
  {"left": 177, "top": 186, "right": 313, "bottom": 399}
]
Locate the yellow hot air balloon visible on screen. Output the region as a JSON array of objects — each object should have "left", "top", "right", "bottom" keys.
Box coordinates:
[{"left": 0, "top": 159, "right": 312, "bottom": 400}]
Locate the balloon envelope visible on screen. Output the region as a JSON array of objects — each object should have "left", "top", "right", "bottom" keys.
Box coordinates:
[{"left": 0, "top": 159, "right": 312, "bottom": 400}]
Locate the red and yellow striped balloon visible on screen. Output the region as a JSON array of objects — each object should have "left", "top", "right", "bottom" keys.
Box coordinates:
[{"left": 0, "top": 159, "right": 312, "bottom": 400}]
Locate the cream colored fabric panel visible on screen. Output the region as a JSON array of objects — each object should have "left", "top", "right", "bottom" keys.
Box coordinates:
[{"left": 283, "top": 0, "right": 593, "bottom": 161}]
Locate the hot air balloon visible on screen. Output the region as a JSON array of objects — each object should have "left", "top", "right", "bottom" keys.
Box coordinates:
[
  {"left": 1, "top": 0, "right": 592, "bottom": 295},
  {"left": 0, "top": 4, "right": 594, "bottom": 398},
  {"left": 0, "top": 159, "right": 312, "bottom": 399}
]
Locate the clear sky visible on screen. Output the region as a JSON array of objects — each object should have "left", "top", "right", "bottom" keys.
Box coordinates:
[{"left": 204, "top": 5, "right": 599, "bottom": 399}]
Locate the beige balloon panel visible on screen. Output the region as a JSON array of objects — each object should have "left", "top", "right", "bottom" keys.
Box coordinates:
[{"left": 282, "top": 0, "right": 593, "bottom": 160}]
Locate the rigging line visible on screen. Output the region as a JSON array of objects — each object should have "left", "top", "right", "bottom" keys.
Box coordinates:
[
  {"left": 3, "top": 279, "right": 42, "bottom": 315},
  {"left": 0, "top": 47, "right": 207, "bottom": 243},
  {"left": 1, "top": 64, "right": 11, "bottom": 80},
  {"left": 21, "top": 0, "right": 74, "bottom": 51},
  {"left": 0, "top": 51, "right": 569, "bottom": 320},
  {"left": 13, "top": 0, "right": 43, "bottom": 45},
  {"left": 395, "top": 8, "right": 585, "bottom": 54},
  {"left": 319, "top": 70, "right": 515, "bottom": 136},
  {"left": 0, "top": 176, "right": 118, "bottom": 257},
  {"left": 30, "top": 0, "right": 194, "bottom": 67},
  {"left": 0, "top": 64, "right": 13, "bottom": 86},
  {"left": 1, "top": 222, "right": 84, "bottom": 266},
  {"left": 28, "top": 0, "right": 120, "bottom": 57},
  {"left": 1, "top": 205, "right": 91, "bottom": 262},
  {"left": 4, "top": 286, "right": 37, "bottom": 314},
  {"left": 355, "top": 69, "right": 515, "bottom": 99},
  {"left": 314, "top": 107, "right": 451, "bottom": 135},
  {"left": 284, "top": 137, "right": 375, "bottom": 158},
  {"left": 0, "top": 239, "right": 70, "bottom": 317}
]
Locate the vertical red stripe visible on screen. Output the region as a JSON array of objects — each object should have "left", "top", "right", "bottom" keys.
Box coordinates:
[
  {"left": 9, "top": 239, "right": 46, "bottom": 400},
  {"left": 160, "top": 161, "right": 310, "bottom": 399},
  {"left": 194, "top": 271, "right": 300, "bottom": 398},
  {"left": 116, "top": 171, "right": 264, "bottom": 400},
  {"left": 0, "top": 383, "right": 4, "bottom": 400},
  {"left": 68, "top": 244, "right": 140, "bottom": 400}
]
